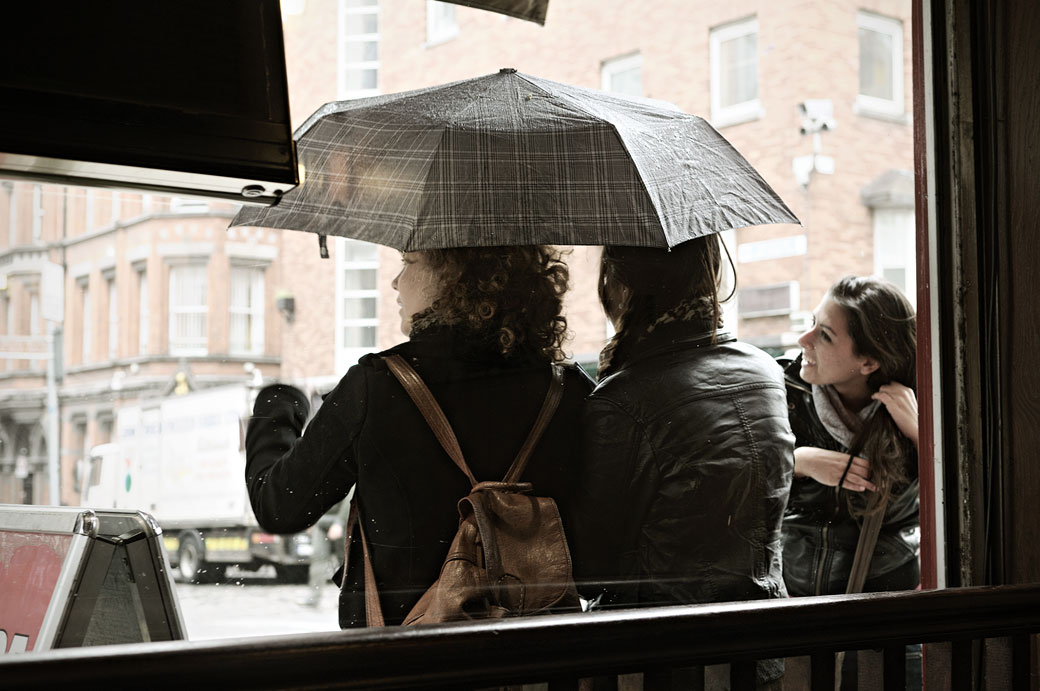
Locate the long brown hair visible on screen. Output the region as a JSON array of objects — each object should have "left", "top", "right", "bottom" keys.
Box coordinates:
[
  {"left": 409, "top": 245, "right": 570, "bottom": 362},
  {"left": 829, "top": 276, "right": 917, "bottom": 513},
  {"left": 598, "top": 235, "right": 731, "bottom": 377}
]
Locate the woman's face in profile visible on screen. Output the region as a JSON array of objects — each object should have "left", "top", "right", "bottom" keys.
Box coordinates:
[
  {"left": 391, "top": 252, "right": 437, "bottom": 336},
  {"left": 797, "top": 296, "right": 877, "bottom": 393}
]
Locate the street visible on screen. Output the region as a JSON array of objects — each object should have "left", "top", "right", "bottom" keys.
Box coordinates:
[{"left": 173, "top": 566, "right": 340, "bottom": 641}]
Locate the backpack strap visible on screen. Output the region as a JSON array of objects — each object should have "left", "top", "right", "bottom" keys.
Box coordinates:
[
  {"left": 503, "top": 363, "right": 565, "bottom": 483},
  {"left": 383, "top": 353, "right": 477, "bottom": 487}
]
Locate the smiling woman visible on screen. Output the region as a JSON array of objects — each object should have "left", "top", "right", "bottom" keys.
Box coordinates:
[{"left": 780, "top": 275, "right": 919, "bottom": 600}]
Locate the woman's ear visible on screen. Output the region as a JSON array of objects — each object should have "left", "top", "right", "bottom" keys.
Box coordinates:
[{"left": 859, "top": 357, "right": 880, "bottom": 376}]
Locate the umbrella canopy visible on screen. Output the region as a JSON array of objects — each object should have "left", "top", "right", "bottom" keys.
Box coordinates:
[
  {"left": 230, "top": 69, "right": 798, "bottom": 251},
  {"left": 446, "top": 0, "right": 549, "bottom": 25}
]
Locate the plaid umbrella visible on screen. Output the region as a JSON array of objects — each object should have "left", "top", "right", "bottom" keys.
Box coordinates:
[
  {"left": 446, "top": 0, "right": 549, "bottom": 25},
  {"left": 230, "top": 69, "right": 798, "bottom": 250}
]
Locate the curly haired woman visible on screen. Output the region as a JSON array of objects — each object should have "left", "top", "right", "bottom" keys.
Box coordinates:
[{"left": 245, "top": 246, "right": 592, "bottom": 627}]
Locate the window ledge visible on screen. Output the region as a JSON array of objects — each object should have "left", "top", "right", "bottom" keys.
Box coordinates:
[
  {"left": 422, "top": 31, "right": 459, "bottom": 49},
  {"left": 853, "top": 100, "right": 910, "bottom": 125},
  {"left": 711, "top": 103, "right": 766, "bottom": 129}
]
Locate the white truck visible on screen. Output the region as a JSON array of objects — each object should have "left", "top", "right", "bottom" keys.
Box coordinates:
[{"left": 81, "top": 385, "right": 312, "bottom": 583}]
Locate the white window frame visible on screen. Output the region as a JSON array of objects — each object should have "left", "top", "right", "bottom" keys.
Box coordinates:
[
  {"left": 426, "top": 0, "right": 459, "bottom": 45},
  {"left": 339, "top": 0, "right": 380, "bottom": 100},
  {"left": 138, "top": 270, "right": 148, "bottom": 356},
  {"left": 601, "top": 53, "right": 643, "bottom": 97},
  {"left": 872, "top": 208, "right": 917, "bottom": 308},
  {"left": 107, "top": 276, "right": 118, "bottom": 360},
  {"left": 335, "top": 238, "right": 380, "bottom": 373},
  {"left": 737, "top": 281, "right": 799, "bottom": 319},
  {"left": 229, "top": 265, "right": 266, "bottom": 357},
  {"left": 855, "top": 11, "right": 905, "bottom": 118},
  {"left": 168, "top": 262, "right": 209, "bottom": 356},
  {"left": 710, "top": 17, "right": 762, "bottom": 128}
]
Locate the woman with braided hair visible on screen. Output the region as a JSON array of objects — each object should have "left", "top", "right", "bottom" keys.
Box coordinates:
[{"left": 570, "top": 236, "right": 794, "bottom": 690}]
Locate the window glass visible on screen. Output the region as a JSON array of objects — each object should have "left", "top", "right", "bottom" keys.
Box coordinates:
[
  {"left": 138, "top": 271, "right": 148, "bottom": 355},
  {"left": 341, "top": 0, "right": 380, "bottom": 99},
  {"left": 710, "top": 17, "right": 761, "bottom": 127},
  {"left": 856, "top": 11, "right": 904, "bottom": 116},
  {"left": 426, "top": 1, "right": 459, "bottom": 44},
  {"left": 0, "top": 1, "right": 920, "bottom": 649},
  {"left": 229, "top": 266, "right": 265, "bottom": 356},
  {"left": 169, "top": 264, "right": 208, "bottom": 356},
  {"left": 601, "top": 53, "right": 642, "bottom": 98}
]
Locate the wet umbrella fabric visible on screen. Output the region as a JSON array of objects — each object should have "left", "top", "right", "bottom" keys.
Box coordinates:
[
  {"left": 230, "top": 69, "right": 798, "bottom": 251},
  {"left": 445, "top": 0, "right": 549, "bottom": 25}
]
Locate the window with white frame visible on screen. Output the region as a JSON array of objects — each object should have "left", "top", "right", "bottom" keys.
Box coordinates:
[
  {"left": 340, "top": 0, "right": 380, "bottom": 99},
  {"left": 335, "top": 239, "right": 379, "bottom": 372},
  {"left": 426, "top": 0, "right": 459, "bottom": 44},
  {"left": 873, "top": 208, "right": 916, "bottom": 307},
  {"left": 857, "top": 11, "right": 904, "bottom": 118},
  {"left": 229, "top": 265, "right": 265, "bottom": 356},
  {"left": 601, "top": 53, "right": 643, "bottom": 97},
  {"left": 107, "top": 276, "right": 117, "bottom": 360},
  {"left": 168, "top": 263, "right": 208, "bottom": 356},
  {"left": 80, "top": 282, "right": 91, "bottom": 363},
  {"left": 138, "top": 270, "right": 148, "bottom": 355},
  {"left": 710, "top": 17, "right": 761, "bottom": 127}
]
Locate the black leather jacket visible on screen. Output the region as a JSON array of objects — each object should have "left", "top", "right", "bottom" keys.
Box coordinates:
[
  {"left": 779, "top": 356, "right": 920, "bottom": 597},
  {"left": 570, "top": 322, "right": 794, "bottom": 611}
]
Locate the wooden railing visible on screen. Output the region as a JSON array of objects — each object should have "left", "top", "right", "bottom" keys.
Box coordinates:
[{"left": 2, "top": 584, "right": 1038, "bottom": 690}]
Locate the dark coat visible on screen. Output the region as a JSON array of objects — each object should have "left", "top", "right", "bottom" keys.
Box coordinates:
[
  {"left": 245, "top": 327, "right": 593, "bottom": 628},
  {"left": 779, "top": 356, "right": 920, "bottom": 597},
  {"left": 570, "top": 323, "right": 794, "bottom": 610}
]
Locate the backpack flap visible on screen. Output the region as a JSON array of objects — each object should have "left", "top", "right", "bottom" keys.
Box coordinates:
[{"left": 466, "top": 485, "right": 579, "bottom": 616}]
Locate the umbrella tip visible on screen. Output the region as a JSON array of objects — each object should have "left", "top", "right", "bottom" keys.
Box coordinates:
[{"left": 499, "top": 67, "right": 517, "bottom": 74}]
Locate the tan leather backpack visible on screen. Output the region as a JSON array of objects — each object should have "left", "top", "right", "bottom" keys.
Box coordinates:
[{"left": 356, "top": 353, "right": 580, "bottom": 626}]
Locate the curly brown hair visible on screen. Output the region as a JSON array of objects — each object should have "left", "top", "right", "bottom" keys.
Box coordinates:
[{"left": 409, "top": 246, "right": 570, "bottom": 362}]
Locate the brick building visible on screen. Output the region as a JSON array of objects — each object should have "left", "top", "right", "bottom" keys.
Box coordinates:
[{"left": 0, "top": 0, "right": 912, "bottom": 506}]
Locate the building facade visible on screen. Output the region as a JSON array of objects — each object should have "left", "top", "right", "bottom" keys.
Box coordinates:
[{"left": 0, "top": 0, "right": 913, "bottom": 506}]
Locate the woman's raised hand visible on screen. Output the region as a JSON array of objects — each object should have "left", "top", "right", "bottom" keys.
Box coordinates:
[
  {"left": 794, "top": 446, "right": 876, "bottom": 492},
  {"left": 872, "top": 382, "right": 919, "bottom": 449}
]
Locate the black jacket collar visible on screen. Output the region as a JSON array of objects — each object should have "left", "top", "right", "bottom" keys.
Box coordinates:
[{"left": 618, "top": 320, "right": 734, "bottom": 372}]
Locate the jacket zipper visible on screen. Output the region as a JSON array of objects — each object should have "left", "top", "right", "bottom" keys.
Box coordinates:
[{"left": 813, "top": 485, "right": 842, "bottom": 595}]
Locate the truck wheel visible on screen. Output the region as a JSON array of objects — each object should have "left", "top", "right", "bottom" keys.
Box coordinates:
[
  {"left": 177, "top": 533, "right": 225, "bottom": 584},
  {"left": 274, "top": 564, "right": 309, "bottom": 584}
]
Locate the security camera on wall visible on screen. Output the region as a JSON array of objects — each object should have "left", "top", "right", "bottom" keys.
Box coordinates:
[{"left": 798, "top": 99, "right": 837, "bottom": 134}]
